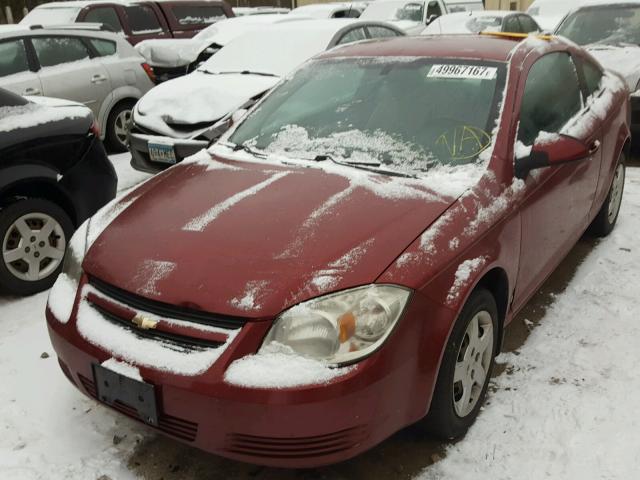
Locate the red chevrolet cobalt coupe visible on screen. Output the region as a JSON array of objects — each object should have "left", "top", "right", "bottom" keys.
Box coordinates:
[{"left": 46, "top": 34, "right": 628, "bottom": 467}]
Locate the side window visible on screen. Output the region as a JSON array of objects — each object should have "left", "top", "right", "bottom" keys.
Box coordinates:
[
  {"left": 367, "top": 26, "right": 401, "bottom": 39},
  {"left": 337, "top": 27, "right": 367, "bottom": 45},
  {"left": 89, "top": 38, "right": 117, "bottom": 56},
  {"left": 0, "top": 39, "right": 30, "bottom": 77},
  {"left": 426, "top": 1, "right": 443, "bottom": 20},
  {"left": 83, "top": 7, "right": 123, "bottom": 32},
  {"left": 32, "top": 36, "right": 91, "bottom": 68},
  {"left": 170, "top": 5, "right": 226, "bottom": 26},
  {"left": 125, "top": 5, "right": 163, "bottom": 34},
  {"left": 502, "top": 15, "right": 522, "bottom": 33},
  {"left": 581, "top": 59, "right": 604, "bottom": 98},
  {"left": 518, "top": 53, "right": 583, "bottom": 145},
  {"left": 518, "top": 15, "right": 539, "bottom": 33},
  {"left": 332, "top": 9, "right": 349, "bottom": 18},
  {"left": 345, "top": 8, "right": 362, "bottom": 18}
]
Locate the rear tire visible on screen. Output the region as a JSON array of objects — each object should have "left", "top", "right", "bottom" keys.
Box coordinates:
[
  {"left": 589, "top": 153, "right": 625, "bottom": 237},
  {"left": 0, "top": 199, "right": 73, "bottom": 295},
  {"left": 425, "top": 289, "right": 498, "bottom": 439},
  {"left": 106, "top": 101, "right": 135, "bottom": 153}
]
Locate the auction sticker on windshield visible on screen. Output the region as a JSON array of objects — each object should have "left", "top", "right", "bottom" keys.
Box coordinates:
[{"left": 428, "top": 64, "right": 497, "bottom": 80}]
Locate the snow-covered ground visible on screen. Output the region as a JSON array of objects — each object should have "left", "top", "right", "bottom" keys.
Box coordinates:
[{"left": 1, "top": 157, "right": 639, "bottom": 479}]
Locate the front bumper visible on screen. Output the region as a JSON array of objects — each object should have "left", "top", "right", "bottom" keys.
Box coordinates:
[
  {"left": 60, "top": 137, "right": 117, "bottom": 224},
  {"left": 46, "top": 277, "right": 455, "bottom": 467},
  {"left": 128, "top": 131, "right": 208, "bottom": 174}
]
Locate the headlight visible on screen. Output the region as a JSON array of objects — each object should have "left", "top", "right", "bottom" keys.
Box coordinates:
[
  {"left": 62, "top": 220, "right": 89, "bottom": 283},
  {"left": 262, "top": 285, "right": 411, "bottom": 365}
]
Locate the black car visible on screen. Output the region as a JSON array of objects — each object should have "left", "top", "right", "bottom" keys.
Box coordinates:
[{"left": 0, "top": 88, "right": 117, "bottom": 295}]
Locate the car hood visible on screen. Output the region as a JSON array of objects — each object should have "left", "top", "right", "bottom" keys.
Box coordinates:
[
  {"left": 586, "top": 44, "right": 640, "bottom": 91},
  {"left": 134, "top": 71, "right": 279, "bottom": 138},
  {"left": 135, "top": 38, "right": 207, "bottom": 68},
  {"left": 83, "top": 151, "right": 457, "bottom": 318},
  {"left": 0, "top": 95, "right": 91, "bottom": 150}
]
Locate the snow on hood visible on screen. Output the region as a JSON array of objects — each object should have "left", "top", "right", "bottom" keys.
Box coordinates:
[
  {"left": 134, "top": 71, "right": 279, "bottom": 136},
  {"left": 82, "top": 152, "right": 462, "bottom": 317},
  {"left": 135, "top": 38, "right": 206, "bottom": 68},
  {"left": 586, "top": 44, "right": 640, "bottom": 92},
  {"left": 0, "top": 96, "right": 89, "bottom": 133}
]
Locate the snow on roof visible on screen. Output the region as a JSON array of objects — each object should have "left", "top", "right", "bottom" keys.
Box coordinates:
[{"left": 290, "top": 2, "right": 362, "bottom": 17}]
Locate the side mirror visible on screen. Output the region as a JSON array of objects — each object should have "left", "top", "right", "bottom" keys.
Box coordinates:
[
  {"left": 515, "top": 134, "right": 592, "bottom": 179},
  {"left": 426, "top": 14, "right": 438, "bottom": 25}
]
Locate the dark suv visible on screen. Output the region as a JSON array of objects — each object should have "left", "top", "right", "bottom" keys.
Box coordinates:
[
  {"left": 0, "top": 88, "right": 117, "bottom": 295},
  {"left": 20, "top": 0, "right": 234, "bottom": 45}
]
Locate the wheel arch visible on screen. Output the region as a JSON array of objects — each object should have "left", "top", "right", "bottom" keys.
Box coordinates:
[
  {"left": 474, "top": 267, "right": 510, "bottom": 355},
  {"left": 0, "top": 178, "right": 78, "bottom": 228}
]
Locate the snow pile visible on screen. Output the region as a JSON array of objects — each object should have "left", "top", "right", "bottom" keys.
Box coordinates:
[
  {"left": 47, "top": 273, "right": 78, "bottom": 324},
  {"left": 446, "top": 256, "right": 488, "bottom": 305},
  {"left": 230, "top": 280, "right": 269, "bottom": 311},
  {"left": 183, "top": 171, "right": 289, "bottom": 231},
  {"left": 132, "top": 260, "right": 176, "bottom": 297},
  {"left": 76, "top": 287, "right": 239, "bottom": 376},
  {"left": 0, "top": 102, "right": 86, "bottom": 132},
  {"left": 419, "top": 168, "right": 640, "bottom": 480},
  {"left": 224, "top": 342, "right": 355, "bottom": 389},
  {"left": 101, "top": 358, "right": 143, "bottom": 382}
]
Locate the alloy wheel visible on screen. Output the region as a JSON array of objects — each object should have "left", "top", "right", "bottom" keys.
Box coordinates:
[
  {"left": 2, "top": 213, "right": 66, "bottom": 282},
  {"left": 114, "top": 108, "right": 132, "bottom": 147},
  {"left": 607, "top": 162, "right": 625, "bottom": 223},
  {"left": 453, "top": 310, "right": 494, "bottom": 417}
]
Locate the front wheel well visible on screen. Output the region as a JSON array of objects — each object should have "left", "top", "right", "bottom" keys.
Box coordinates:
[
  {"left": 475, "top": 267, "right": 509, "bottom": 354},
  {"left": 0, "top": 180, "right": 78, "bottom": 227}
]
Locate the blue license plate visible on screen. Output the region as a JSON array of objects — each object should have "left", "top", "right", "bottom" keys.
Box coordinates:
[{"left": 148, "top": 142, "right": 177, "bottom": 164}]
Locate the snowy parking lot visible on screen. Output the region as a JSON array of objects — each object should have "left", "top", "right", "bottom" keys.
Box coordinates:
[{"left": 1, "top": 154, "right": 639, "bottom": 480}]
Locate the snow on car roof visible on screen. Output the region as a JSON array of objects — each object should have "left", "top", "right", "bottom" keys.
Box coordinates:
[
  {"left": 422, "top": 10, "right": 516, "bottom": 35},
  {"left": 199, "top": 19, "right": 361, "bottom": 77},
  {"left": 290, "top": 2, "right": 362, "bottom": 17},
  {"left": 194, "top": 13, "right": 313, "bottom": 43}
]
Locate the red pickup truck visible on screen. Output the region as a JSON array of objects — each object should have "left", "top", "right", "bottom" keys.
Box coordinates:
[{"left": 20, "top": 0, "right": 235, "bottom": 44}]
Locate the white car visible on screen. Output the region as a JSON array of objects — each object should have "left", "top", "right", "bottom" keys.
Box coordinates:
[
  {"left": 361, "top": 0, "right": 484, "bottom": 34},
  {"left": 135, "top": 14, "right": 311, "bottom": 83},
  {"left": 423, "top": 10, "right": 540, "bottom": 35},
  {"left": 554, "top": 0, "right": 640, "bottom": 135},
  {"left": 289, "top": 2, "right": 366, "bottom": 19},
  {"left": 0, "top": 25, "right": 154, "bottom": 151},
  {"left": 128, "top": 19, "right": 405, "bottom": 172},
  {"left": 526, "top": 0, "right": 583, "bottom": 31}
]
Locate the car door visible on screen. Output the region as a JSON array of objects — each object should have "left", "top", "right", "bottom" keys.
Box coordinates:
[
  {"left": 513, "top": 51, "right": 603, "bottom": 311},
  {"left": 30, "top": 35, "right": 112, "bottom": 120},
  {"left": 0, "top": 38, "right": 42, "bottom": 96}
]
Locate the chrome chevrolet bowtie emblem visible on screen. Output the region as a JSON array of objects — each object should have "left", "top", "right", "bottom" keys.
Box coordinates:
[{"left": 132, "top": 314, "right": 158, "bottom": 330}]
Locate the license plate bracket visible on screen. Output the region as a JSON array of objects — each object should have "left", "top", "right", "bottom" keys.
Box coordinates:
[
  {"left": 148, "top": 141, "right": 177, "bottom": 165},
  {"left": 93, "top": 364, "right": 159, "bottom": 426}
]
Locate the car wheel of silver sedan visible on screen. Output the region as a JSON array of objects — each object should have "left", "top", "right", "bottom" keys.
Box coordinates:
[
  {"left": 425, "top": 288, "right": 498, "bottom": 439},
  {"left": 0, "top": 199, "right": 73, "bottom": 295},
  {"left": 106, "top": 101, "right": 135, "bottom": 153}
]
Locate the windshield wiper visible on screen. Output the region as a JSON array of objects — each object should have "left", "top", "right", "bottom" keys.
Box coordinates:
[
  {"left": 199, "top": 69, "right": 278, "bottom": 77},
  {"left": 313, "top": 154, "right": 416, "bottom": 178},
  {"left": 232, "top": 142, "right": 267, "bottom": 158}
]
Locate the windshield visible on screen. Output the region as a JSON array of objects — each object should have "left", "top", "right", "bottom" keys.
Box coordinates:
[
  {"left": 229, "top": 57, "right": 506, "bottom": 174},
  {"left": 361, "top": 1, "right": 424, "bottom": 22},
  {"left": 528, "top": 0, "right": 576, "bottom": 18},
  {"left": 556, "top": 5, "right": 640, "bottom": 46},
  {"left": 20, "top": 7, "right": 81, "bottom": 24}
]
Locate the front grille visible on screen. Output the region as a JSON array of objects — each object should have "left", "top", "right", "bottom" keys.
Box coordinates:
[
  {"left": 87, "top": 300, "right": 224, "bottom": 353},
  {"left": 88, "top": 276, "right": 247, "bottom": 330},
  {"left": 225, "top": 427, "right": 368, "bottom": 459},
  {"left": 79, "top": 375, "right": 199, "bottom": 441}
]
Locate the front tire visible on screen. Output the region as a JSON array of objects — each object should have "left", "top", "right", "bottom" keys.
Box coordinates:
[
  {"left": 589, "top": 153, "right": 625, "bottom": 237},
  {"left": 106, "top": 101, "right": 134, "bottom": 153},
  {"left": 0, "top": 199, "right": 73, "bottom": 295},
  {"left": 425, "top": 289, "right": 498, "bottom": 439}
]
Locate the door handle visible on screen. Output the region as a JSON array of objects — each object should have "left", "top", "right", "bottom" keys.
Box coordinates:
[
  {"left": 91, "top": 74, "right": 107, "bottom": 84},
  {"left": 589, "top": 140, "right": 601, "bottom": 155},
  {"left": 23, "top": 87, "right": 41, "bottom": 95}
]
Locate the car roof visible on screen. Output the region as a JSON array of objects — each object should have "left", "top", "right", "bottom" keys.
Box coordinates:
[{"left": 318, "top": 33, "right": 558, "bottom": 63}]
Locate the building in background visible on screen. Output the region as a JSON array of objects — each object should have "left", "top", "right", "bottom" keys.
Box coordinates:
[{"left": 485, "top": 0, "right": 533, "bottom": 10}]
